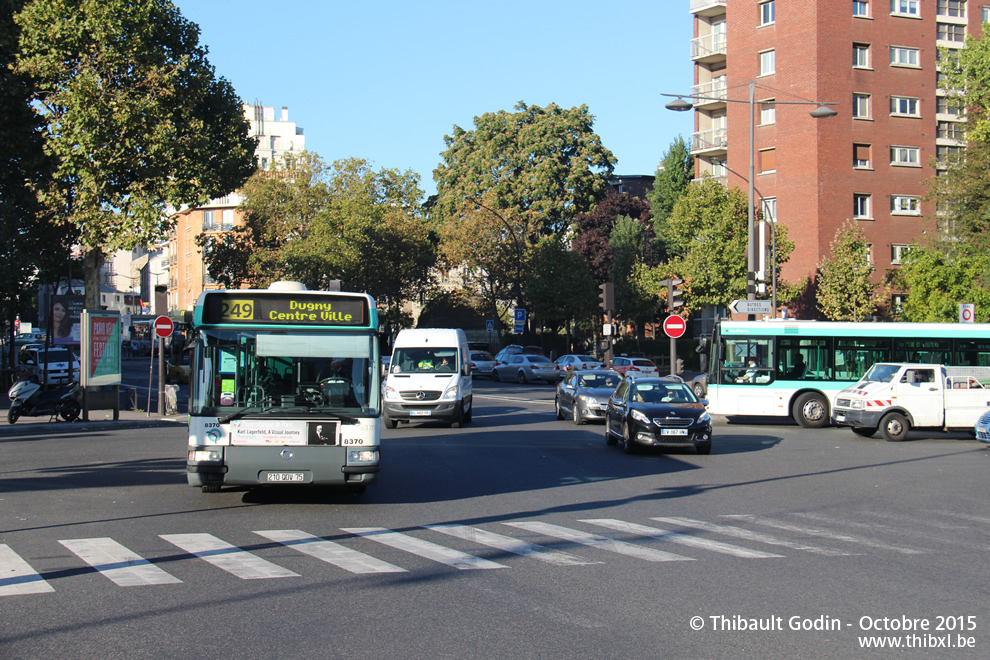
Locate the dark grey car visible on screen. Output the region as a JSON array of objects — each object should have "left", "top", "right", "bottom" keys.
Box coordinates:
[{"left": 555, "top": 369, "right": 622, "bottom": 424}]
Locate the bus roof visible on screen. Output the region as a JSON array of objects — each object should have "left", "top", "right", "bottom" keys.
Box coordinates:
[{"left": 718, "top": 319, "right": 990, "bottom": 339}]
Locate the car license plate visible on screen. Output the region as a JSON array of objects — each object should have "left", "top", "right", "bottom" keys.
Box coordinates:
[
  {"left": 410, "top": 410, "right": 432, "bottom": 416},
  {"left": 266, "top": 472, "right": 304, "bottom": 482},
  {"left": 660, "top": 428, "right": 688, "bottom": 436}
]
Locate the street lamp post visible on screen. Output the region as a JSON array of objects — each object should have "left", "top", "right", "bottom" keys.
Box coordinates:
[
  {"left": 664, "top": 84, "right": 837, "bottom": 318},
  {"left": 469, "top": 197, "right": 525, "bottom": 327}
]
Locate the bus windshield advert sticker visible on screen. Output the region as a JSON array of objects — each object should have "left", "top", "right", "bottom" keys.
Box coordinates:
[{"left": 230, "top": 420, "right": 308, "bottom": 446}]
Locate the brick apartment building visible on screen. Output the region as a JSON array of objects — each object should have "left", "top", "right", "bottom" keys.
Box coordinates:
[{"left": 687, "top": 0, "right": 983, "bottom": 310}]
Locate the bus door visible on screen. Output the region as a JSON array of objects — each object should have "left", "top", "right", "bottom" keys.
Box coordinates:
[{"left": 720, "top": 336, "right": 775, "bottom": 415}]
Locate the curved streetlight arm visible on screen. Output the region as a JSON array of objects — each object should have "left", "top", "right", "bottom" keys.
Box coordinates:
[{"left": 468, "top": 196, "right": 524, "bottom": 310}]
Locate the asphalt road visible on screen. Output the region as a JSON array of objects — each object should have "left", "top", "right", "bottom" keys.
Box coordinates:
[{"left": 1, "top": 378, "right": 988, "bottom": 659}]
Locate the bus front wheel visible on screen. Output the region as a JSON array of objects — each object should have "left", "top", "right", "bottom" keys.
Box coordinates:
[{"left": 793, "top": 392, "right": 829, "bottom": 428}]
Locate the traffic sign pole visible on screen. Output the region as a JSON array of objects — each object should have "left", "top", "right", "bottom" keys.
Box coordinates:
[{"left": 153, "top": 316, "right": 174, "bottom": 416}]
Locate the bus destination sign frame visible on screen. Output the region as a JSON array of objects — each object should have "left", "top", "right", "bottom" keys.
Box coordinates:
[{"left": 201, "top": 292, "right": 368, "bottom": 327}]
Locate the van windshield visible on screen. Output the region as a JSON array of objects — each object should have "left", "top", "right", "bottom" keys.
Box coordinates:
[
  {"left": 860, "top": 364, "right": 900, "bottom": 384},
  {"left": 391, "top": 347, "right": 458, "bottom": 373}
]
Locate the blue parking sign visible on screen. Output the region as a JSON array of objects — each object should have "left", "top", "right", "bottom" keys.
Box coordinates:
[{"left": 514, "top": 309, "right": 526, "bottom": 322}]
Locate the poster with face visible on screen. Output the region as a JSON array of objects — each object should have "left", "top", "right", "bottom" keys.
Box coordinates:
[{"left": 52, "top": 295, "right": 85, "bottom": 344}]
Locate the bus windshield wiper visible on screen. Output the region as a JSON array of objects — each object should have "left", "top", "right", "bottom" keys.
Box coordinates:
[{"left": 218, "top": 404, "right": 280, "bottom": 424}]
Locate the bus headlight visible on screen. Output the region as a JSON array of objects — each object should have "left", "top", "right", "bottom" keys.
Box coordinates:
[
  {"left": 348, "top": 449, "right": 379, "bottom": 464},
  {"left": 442, "top": 385, "right": 459, "bottom": 400},
  {"left": 188, "top": 449, "right": 222, "bottom": 462}
]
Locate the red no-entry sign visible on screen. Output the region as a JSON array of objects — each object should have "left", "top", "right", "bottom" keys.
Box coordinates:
[
  {"left": 154, "top": 315, "right": 174, "bottom": 339},
  {"left": 663, "top": 314, "right": 686, "bottom": 339}
]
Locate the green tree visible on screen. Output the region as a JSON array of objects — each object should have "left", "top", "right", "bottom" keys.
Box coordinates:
[
  {"left": 524, "top": 238, "right": 598, "bottom": 333},
  {"left": 609, "top": 215, "right": 658, "bottom": 330},
  {"left": 940, "top": 32, "right": 990, "bottom": 142},
  {"left": 432, "top": 101, "right": 615, "bottom": 314},
  {"left": 816, "top": 222, "right": 885, "bottom": 321},
  {"left": 647, "top": 136, "right": 694, "bottom": 260},
  {"left": 889, "top": 246, "right": 990, "bottom": 322},
  {"left": 13, "top": 0, "right": 257, "bottom": 309}
]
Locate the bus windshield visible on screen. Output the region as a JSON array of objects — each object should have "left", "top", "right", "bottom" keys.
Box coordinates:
[{"left": 190, "top": 329, "right": 379, "bottom": 416}]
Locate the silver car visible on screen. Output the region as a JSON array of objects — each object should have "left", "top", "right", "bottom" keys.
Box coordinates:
[
  {"left": 555, "top": 370, "right": 621, "bottom": 424},
  {"left": 470, "top": 351, "right": 495, "bottom": 378},
  {"left": 492, "top": 354, "right": 559, "bottom": 383},
  {"left": 554, "top": 354, "right": 604, "bottom": 379}
]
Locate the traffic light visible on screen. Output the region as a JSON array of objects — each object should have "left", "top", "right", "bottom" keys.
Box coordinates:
[
  {"left": 666, "top": 278, "right": 684, "bottom": 312},
  {"left": 599, "top": 282, "right": 614, "bottom": 312}
]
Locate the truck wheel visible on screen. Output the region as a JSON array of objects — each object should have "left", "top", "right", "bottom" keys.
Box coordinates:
[
  {"left": 880, "top": 412, "right": 910, "bottom": 442},
  {"left": 851, "top": 427, "right": 877, "bottom": 438},
  {"left": 793, "top": 392, "right": 829, "bottom": 428}
]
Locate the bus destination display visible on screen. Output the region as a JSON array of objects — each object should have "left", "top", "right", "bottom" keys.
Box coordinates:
[{"left": 202, "top": 292, "right": 367, "bottom": 326}]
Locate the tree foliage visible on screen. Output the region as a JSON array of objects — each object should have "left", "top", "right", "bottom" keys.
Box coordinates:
[
  {"left": 609, "top": 215, "right": 659, "bottom": 328},
  {"left": 524, "top": 238, "right": 598, "bottom": 333},
  {"left": 13, "top": 0, "right": 257, "bottom": 307},
  {"left": 432, "top": 101, "right": 615, "bottom": 315},
  {"left": 888, "top": 246, "right": 990, "bottom": 322},
  {"left": 940, "top": 32, "right": 990, "bottom": 143},
  {"left": 571, "top": 189, "right": 651, "bottom": 284},
  {"left": 816, "top": 222, "right": 885, "bottom": 321},
  {"left": 201, "top": 155, "right": 435, "bottom": 322},
  {"left": 647, "top": 135, "right": 693, "bottom": 260}
]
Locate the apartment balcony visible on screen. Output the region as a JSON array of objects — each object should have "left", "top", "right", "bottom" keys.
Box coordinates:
[
  {"left": 690, "top": 0, "right": 726, "bottom": 18},
  {"left": 691, "top": 80, "right": 727, "bottom": 109},
  {"left": 691, "top": 33, "right": 726, "bottom": 63},
  {"left": 690, "top": 128, "right": 728, "bottom": 155}
]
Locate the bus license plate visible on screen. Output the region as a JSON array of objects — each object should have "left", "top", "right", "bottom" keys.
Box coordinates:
[
  {"left": 410, "top": 410, "right": 432, "bottom": 416},
  {"left": 660, "top": 429, "right": 688, "bottom": 436},
  {"left": 267, "top": 472, "right": 304, "bottom": 482}
]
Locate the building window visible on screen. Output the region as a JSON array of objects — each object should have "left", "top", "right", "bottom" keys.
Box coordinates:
[
  {"left": 762, "top": 197, "right": 777, "bottom": 222},
  {"left": 937, "top": 144, "right": 963, "bottom": 167},
  {"left": 891, "top": 195, "right": 921, "bottom": 215},
  {"left": 759, "top": 148, "right": 776, "bottom": 173},
  {"left": 854, "top": 194, "right": 872, "bottom": 219},
  {"left": 937, "top": 96, "right": 963, "bottom": 116},
  {"left": 937, "top": 120, "right": 966, "bottom": 139},
  {"left": 984, "top": 7, "right": 990, "bottom": 22},
  {"left": 853, "top": 43, "right": 871, "bottom": 68},
  {"left": 853, "top": 93, "right": 871, "bottom": 118},
  {"left": 760, "top": 49, "right": 776, "bottom": 75},
  {"left": 865, "top": 244, "right": 873, "bottom": 264},
  {"left": 891, "top": 0, "right": 920, "bottom": 17},
  {"left": 760, "top": 100, "right": 776, "bottom": 125},
  {"left": 890, "top": 46, "right": 920, "bottom": 67},
  {"left": 854, "top": 1, "right": 870, "bottom": 17},
  {"left": 202, "top": 210, "right": 215, "bottom": 232},
  {"left": 854, "top": 143, "right": 872, "bottom": 169},
  {"left": 891, "top": 244, "right": 911, "bottom": 265},
  {"left": 892, "top": 293, "right": 907, "bottom": 314},
  {"left": 890, "top": 96, "right": 920, "bottom": 117},
  {"left": 759, "top": 1, "right": 775, "bottom": 25},
  {"left": 891, "top": 146, "right": 920, "bottom": 166},
  {"left": 937, "top": 1, "right": 966, "bottom": 18},
  {"left": 937, "top": 23, "right": 966, "bottom": 42},
  {"left": 221, "top": 209, "right": 234, "bottom": 230}
]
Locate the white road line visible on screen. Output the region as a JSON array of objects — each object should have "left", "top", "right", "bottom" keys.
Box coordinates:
[
  {"left": 59, "top": 538, "right": 181, "bottom": 587},
  {"left": 254, "top": 530, "right": 406, "bottom": 574},
  {"left": 927, "top": 510, "right": 990, "bottom": 527},
  {"left": 503, "top": 521, "right": 693, "bottom": 562},
  {"left": 340, "top": 527, "right": 507, "bottom": 570},
  {"left": 160, "top": 533, "right": 299, "bottom": 579},
  {"left": 582, "top": 519, "right": 783, "bottom": 559},
  {"left": 0, "top": 544, "right": 55, "bottom": 596},
  {"left": 651, "top": 517, "right": 852, "bottom": 556},
  {"left": 723, "top": 515, "right": 928, "bottom": 555},
  {"left": 794, "top": 512, "right": 990, "bottom": 551},
  {"left": 425, "top": 524, "right": 601, "bottom": 566}
]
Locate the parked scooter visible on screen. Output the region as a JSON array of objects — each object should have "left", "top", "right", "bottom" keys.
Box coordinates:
[{"left": 7, "top": 372, "right": 81, "bottom": 424}]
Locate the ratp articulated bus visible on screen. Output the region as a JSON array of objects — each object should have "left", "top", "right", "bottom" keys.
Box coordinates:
[
  {"left": 703, "top": 320, "right": 990, "bottom": 428},
  {"left": 185, "top": 282, "right": 381, "bottom": 494}
]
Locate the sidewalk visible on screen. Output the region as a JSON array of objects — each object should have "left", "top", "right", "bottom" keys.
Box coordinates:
[{"left": 0, "top": 403, "right": 185, "bottom": 436}]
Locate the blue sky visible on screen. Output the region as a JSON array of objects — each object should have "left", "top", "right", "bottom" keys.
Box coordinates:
[{"left": 173, "top": 0, "right": 694, "bottom": 196}]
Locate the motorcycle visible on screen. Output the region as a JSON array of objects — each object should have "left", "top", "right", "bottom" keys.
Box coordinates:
[{"left": 7, "top": 372, "right": 81, "bottom": 424}]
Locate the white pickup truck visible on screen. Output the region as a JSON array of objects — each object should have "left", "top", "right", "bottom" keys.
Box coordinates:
[{"left": 832, "top": 363, "right": 990, "bottom": 442}]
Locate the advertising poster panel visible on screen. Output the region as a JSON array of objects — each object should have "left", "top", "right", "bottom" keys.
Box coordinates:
[
  {"left": 81, "top": 310, "right": 122, "bottom": 387},
  {"left": 51, "top": 294, "right": 85, "bottom": 345}
]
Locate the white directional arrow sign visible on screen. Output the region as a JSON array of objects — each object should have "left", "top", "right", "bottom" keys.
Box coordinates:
[{"left": 729, "top": 299, "right": 774, "bottom": 316}]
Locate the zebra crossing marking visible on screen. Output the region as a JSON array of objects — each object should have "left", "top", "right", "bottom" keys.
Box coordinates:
[
  {"left": 503, "top": 521, "right": 694, "bottom": 562},
  {"left": 254, "top": 530, "right": 407, "bottom": 574},
  {"left": 793, "top": 512, "right": 990, "bottom": 552},
  {"left": 160, "top": 533, "right": 300, "bottom": 579},
  {"left": 722, "top": 514, "right": 928, "bottom": 555},
  {"left": 424, "top": 524, "right": 602, "bottom": 566},
  {"left": 581, "top": 518, "right": 784, "bottom": 558},
  {"left": 0, "top": 544, "right": 54, "bottom": 596},
  {"left": 650, "top": 516, "right": 853, "bottom": 556},
  {"left": 59, "top": 538, "right": 182, "bottom": 586},
  {"left": 340, "top": 527, "right": 507, "bottom": 570}
]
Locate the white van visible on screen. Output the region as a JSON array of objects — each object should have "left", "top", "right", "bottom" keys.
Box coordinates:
[{"left": 383, "top": 328, "right": 472, "bottom": 428}]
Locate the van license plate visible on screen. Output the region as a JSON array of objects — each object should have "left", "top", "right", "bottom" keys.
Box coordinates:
[{"left": 267, "top": 472, "right": 304, "bottom": 482}]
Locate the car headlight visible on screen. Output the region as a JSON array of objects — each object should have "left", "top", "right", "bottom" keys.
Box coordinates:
[
  {"left": 442, "top": 384, "right": 459, "bottom": 400},
  {"left": 631, "top": 409, "right": 651, "bottom": 424},
  {"left": 577, "top": 395, "right": 602, "bottom": 409},
  {"left": 384, "top": 385, "right": 400, "bottom": 401},
  {"left": 698, "top": 411, "right": 710, "bottom": 424},
  {"left": 850, "top": 400, "right": 865, "bottom": 409},
  {"left": 348, "top": 449, "right": 379, "bottom": 464}
]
